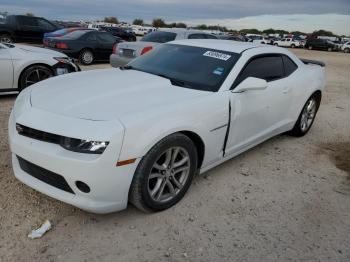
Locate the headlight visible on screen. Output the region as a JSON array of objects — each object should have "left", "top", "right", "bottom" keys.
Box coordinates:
[
  {"left": 60, "top": 137, "right": 109, "bottom": 154},
  {"left": 54, "top": 57, "right": 70, "bottom": 64}
]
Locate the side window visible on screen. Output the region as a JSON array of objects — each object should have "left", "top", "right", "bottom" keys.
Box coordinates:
[
  {"left": 282, "top": 55, "right": 298, "bottom": 77},
  {"left": 234, "top": 55, "right": 284, "bottom": 87},
  {"left": 205, "top": 34, "right": 218, "bottom": 39},
  {"left": 37, "top": 18, "right": 55, "bottom": 31},
  {"left": 188, "top": 34, "right": 206, "bottom": 39},
  {"left": 18, "top": 16, "right": 38, "bottom": 26},
  {"left": 86, "top": 32, "right": 97, "bottom": 41},
  {"left": 97, "top": 32, "right": 116, "bottom": 42}
]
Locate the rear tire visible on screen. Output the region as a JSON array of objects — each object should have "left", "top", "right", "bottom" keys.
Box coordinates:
[
  {"left": 274, "top": 43, "right": 278, "bottom": 46},
  {"left": 308, "top": 45, "right": 313, "bottom": 50},
  {"left": 19, "top": 65, "right": 53, "bottom": 91},
  {"left": 289, "top": 93, "right": 321, "bottom": 137},
  {"left": 344, "top": 48, "right": 350, "bottom": 53},
  {"left": 291, "top": 44, "right": 296, "bottom": 48},
  {"left": 0, "top": 34, "right": 13, "bottom": 43},
  {"left": 327, "top": 47, "right": 333, "bottom": 52},
  {"left": 79, "top": 49, "right": 94, "bottom": 65},
  {"left": 129, "top": 133, "right": 198, "bottom": 212}
]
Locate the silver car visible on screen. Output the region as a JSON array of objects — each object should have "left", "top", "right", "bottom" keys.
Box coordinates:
[{"left": 110, "top": 28, "right": 217, "bottom": 67}]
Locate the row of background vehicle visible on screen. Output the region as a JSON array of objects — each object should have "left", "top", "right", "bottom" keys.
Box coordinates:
[{"left": 1, "top": 14, "right": 349, "bottom": 67}]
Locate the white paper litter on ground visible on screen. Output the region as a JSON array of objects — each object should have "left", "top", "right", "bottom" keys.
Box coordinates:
[{"left": 28, "top": 220, "right": 52, "bottom": 239}]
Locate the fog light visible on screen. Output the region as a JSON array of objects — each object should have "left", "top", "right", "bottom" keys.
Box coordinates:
[{"left": 75, "top": 181, "right": 90, "bottom": 193}]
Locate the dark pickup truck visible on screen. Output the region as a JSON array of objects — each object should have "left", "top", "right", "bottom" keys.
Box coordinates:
[{"left": 0, "top": 15, "right": 62, "bottom": 43}]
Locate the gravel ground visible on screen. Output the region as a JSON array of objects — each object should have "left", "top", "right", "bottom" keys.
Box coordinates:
[{"left": 0, "top": 49, "right": 349, "bottom": 262}]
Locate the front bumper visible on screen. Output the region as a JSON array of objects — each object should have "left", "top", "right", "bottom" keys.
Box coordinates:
[
  {"left": 9, "top": 106, "right": 139, "bottom": 214},
  {"left": 53, "top": 57, "right": 81, "bottom": 75},
  {"left": 109, "top": 54, "right": 133, "bottom": 68}
]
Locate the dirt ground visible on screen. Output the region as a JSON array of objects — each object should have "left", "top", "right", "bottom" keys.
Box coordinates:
[{"left": 0, "top": 49, "right": 349, "bottom": 262}]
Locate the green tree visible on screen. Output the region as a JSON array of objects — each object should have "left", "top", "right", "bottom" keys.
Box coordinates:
[
  {"left": 104, "top": 16, "right": 119, "bottom": 24},
  {"left": 312, "top": 29, "right": 336, "bottom": 37},
  {"left": 133, "top": 19, "right": 144, "bottom": 26},
  {"left": 152, "top": 18, "right": 166, "bottom": 28},
  {"left": 240, "top": 28, "right": 261, "bottom": 35},
  {"left": 175, "top": 22, "right": 187, "bottom": 28},
  {"left": 196, "top": 24, "right": 208, "bottom": 30}
]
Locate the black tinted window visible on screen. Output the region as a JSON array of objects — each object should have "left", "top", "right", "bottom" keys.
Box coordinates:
[
  {"left": 188, "top": 34, "right": 207, "bottom": 39},
  {"left": 37, "top": 18, "right": 55, "bottom": 31},
  {"left": 97, "top": 32, "right": 116, "bottom": 42},
  {"left": 236, "top": 55, "right": 284, "bottom": 85},
  {"left": 18, "top": 16, "right": 38, "bottom": 26},
  {"left": 205, "top": 34, "right": 218, "bottom": 39},
  {"left": 282, "top": 55, "right": 298, "bottom": 76},
  {"left": 85, "top": 32, "right": 97, "bottom": 41},
  {"left": 141, "top": 31, "right": 177, "bottom": 43}
]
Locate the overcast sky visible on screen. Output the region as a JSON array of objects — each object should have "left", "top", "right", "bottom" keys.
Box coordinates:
[{"left": 1, "top": 0, "right": 350, "bottom": 34}]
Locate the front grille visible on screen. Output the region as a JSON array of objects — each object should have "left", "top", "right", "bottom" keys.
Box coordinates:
[
  {"left": 122, "top": 48, "right": 135, "bottom": 57},
  {"left": 16, "top": 124, "right": 61, "bottom": 144},
  {"left": 17, "top": 156, "right": 75, "bottom": 194}
]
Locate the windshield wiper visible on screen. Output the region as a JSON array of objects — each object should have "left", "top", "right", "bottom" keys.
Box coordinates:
[
  {"left": 120, "top": 65, "right": 133, "bottom": 70},
  {"left": 156, "top": 74, "right": 188, "bottom": 87}
]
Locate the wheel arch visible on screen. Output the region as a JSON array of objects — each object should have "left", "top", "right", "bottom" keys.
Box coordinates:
[
  {"left": 17, "top": 63, "right": 54, "bottom": 90},
  {"left": 179, "top": 130, "right": 205, "bottom": 169}
]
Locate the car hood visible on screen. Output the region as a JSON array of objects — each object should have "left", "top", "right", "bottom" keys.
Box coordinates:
[
  {"left": 15, "top": 44, "right": 66, "bottom": 57},
  {"left": 30, "top": 68, "right": 208, "bottom": 121}
]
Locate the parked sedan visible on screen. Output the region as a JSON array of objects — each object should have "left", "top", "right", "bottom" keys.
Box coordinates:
[
  {"left": 0, "top": 42, "right": 79, "bottom": 94},
  {"left": 110, "top": 28, "right": 217, "bottom": 67},
  {"left": 99, "top": 26, "right": 136, "bottom": 42},
  {"left": 47, "top": 30, "right": 122, "bottom": 65},
  {"left": 9, "top": 40, "right": 325, "bottom": 213},
  {"left": 43, "top": 27, "right": 91, "bottom": 46},
  {"left": 304, "top": 38, "right": 338, "bottom": 51}
]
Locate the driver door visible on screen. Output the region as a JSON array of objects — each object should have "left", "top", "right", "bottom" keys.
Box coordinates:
[
  {"left": 225, "top": 54, "right": 292, "bottom": 155},
  {"left": 0, "top": 45, "right": 13, "bottom": 90}
]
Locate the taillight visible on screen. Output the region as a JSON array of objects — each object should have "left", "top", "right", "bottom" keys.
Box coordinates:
[
  {"left": 112, "top": 43, "right": 118, "bottom": 54},
  {"left": 55, "top": 42, "right": 68, "bottom": 49},
  {"left": 141, "top": 46, "right": 153, "bottom": 55}
]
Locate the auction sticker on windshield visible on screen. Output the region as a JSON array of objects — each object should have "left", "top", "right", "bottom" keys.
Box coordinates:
[{"left": 203, "top": 51, "right": 231, "bottom": 61}]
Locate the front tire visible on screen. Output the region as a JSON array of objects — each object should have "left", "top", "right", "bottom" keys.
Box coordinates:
[
  {"left": 344, "top": 48, "right": 350, "bottom": 53},
  {"left": 19, "top": 65, "right": 53, "bottom": 91},
  {"left": 289, "top": 93, "right": 321, "bottom": 137},
  {"left": 129, "top": 133, "right": 198, "bottom": 212},
  {"left": 308, "top": 45, "right": 313, "bottom": 50}
]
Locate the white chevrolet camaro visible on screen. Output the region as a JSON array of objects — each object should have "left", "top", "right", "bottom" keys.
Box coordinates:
[{"left": 9, "top": 40, "right": 326, "bottom": 214}]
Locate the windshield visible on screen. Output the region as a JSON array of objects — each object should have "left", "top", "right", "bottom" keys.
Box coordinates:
[
  {"left": 141, "top": 31, "right": 177, "bottom": 43},
  {"left": 128, "top": 44, "right": 240, "bottom": 92}
]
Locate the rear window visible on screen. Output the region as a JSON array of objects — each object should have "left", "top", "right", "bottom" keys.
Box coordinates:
[
  {"left": 141, "top": 31, "right": 177, "bottom": 43},
  {"left": 128, "top": 44, "right": 240, "bottom": 92},
  {"left": 282, "top": 55, "right": 298, "bottom": 76},
  {"left": 63, "top": 30, "right": 88, "bottom": 39}
]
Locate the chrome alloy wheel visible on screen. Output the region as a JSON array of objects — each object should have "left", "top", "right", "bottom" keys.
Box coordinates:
[
  {"left": 300, "top": 97, "right": 317, "bottom": 132},
  {"left": 148, "top": 147, "right": 190, "bottom": 203},
  {"left": 82, "top": 50, "right": 93, "bottom": 64}
]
